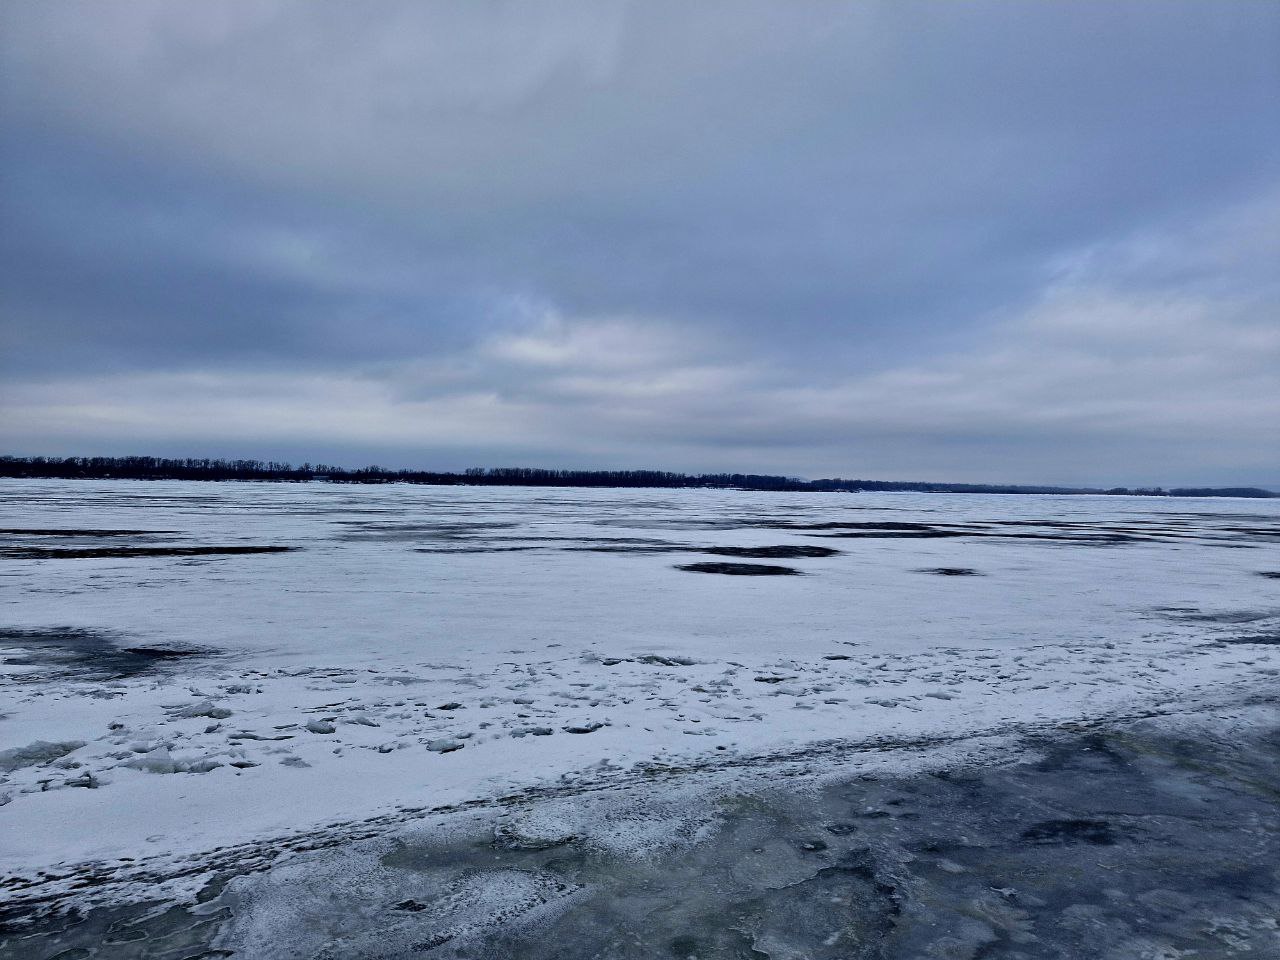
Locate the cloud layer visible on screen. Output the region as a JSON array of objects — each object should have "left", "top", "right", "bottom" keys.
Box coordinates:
[{"left": 2, "top": 1, "right": 1278, "bottom": 484}]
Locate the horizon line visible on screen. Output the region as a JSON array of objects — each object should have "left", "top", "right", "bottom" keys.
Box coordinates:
[{"left": 1, "top": 454, "right": 1275, "bottom": 498}]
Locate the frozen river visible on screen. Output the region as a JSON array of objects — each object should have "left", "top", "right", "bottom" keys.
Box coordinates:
[{"left": 1, "top": 481, "right": 1278, "bottom": 954}]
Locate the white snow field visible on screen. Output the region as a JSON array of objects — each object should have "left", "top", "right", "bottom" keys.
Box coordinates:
[{"left": 1, "top": 480, "right": 1277, "bottom": 914}]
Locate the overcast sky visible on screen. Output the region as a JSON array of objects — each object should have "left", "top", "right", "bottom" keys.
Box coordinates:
[{"left": 2, "top": 1, "right": 1277, "bottom": 485}]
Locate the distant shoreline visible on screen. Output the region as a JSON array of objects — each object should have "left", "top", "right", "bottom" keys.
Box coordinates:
[{"left": 1, "top": 456, "right": 1274, "bottom": 498}]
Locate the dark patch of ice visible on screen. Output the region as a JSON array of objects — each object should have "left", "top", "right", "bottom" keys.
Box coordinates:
[
  {"left": 0, "top": 627, "right": 215, "bottom": 682},
  {"left": 121, "top": 646, "right": 205, "bottom": 660},
  {"left": 0, "top": 529, "right": 175, "bottom": 537},
  {"left": 414, "top": 546, "right": 543, "bottom": 554},
  {"left": 700, "top": 545, "right": 840, "bottom": 559},
  {"left": 779, "top": 521, "right": 936, "bottom": 531},
  {"left": 1163, "top": 608, "right": 1278, "bottom": 624},
  {"left": 1219, "top": 633, "right": 1280, "bottom": 646},
  {"left": 636, "top": 655, "right": 697, "bottom": 667},
  {"left": 809, "top": 529, "right": 963, "bottom": 539},
  {"left": 1, "top": 545, "right": 295, "bottom": 560},
  {"left": 1020, "top": 818, "right": 1122, "bottom": 846},
  {"left": 675, "top": 562, "right": 802, "bottom": 576}
]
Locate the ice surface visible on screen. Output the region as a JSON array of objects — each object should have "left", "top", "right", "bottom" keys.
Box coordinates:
[
  {"left": 1, "top": 480, "right": 1278, "bottom": 919},
  {"left": 11, "top": 706, "right": 1275, "bottom": 959}
]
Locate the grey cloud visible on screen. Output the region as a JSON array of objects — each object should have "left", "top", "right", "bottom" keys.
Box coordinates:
[{"left": 1, "top": 1, "right": 1277, "bottom": 483}]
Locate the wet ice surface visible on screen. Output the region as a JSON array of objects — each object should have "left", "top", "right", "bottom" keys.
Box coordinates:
[
  {"left": 219, "top": 711, "right": 1280, "bottom": 960},
  {"left": 5, "top": 708, "right": 1279, "bottom": 959},
  {"left": 1, "top": 481, "right": 1278, "bottom": 953}
]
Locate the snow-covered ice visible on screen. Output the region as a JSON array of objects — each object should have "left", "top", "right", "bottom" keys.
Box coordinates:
[{"left": 1, "top": 480, "right": 1277, "bottom": 919}]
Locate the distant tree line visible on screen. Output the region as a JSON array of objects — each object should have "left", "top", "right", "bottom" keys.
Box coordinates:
[{"left": 0, "top": 456, "right": 1273, "bottom": 498}]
